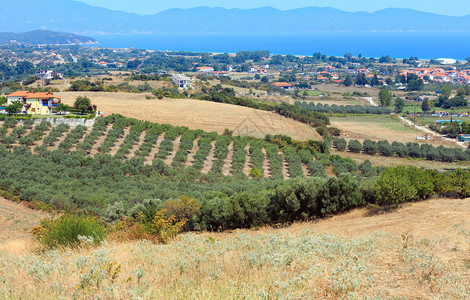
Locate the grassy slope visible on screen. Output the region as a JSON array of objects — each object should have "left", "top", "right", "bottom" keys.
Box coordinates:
[{"left": 0, "top": 198, "right": 468, "bottom": 299}]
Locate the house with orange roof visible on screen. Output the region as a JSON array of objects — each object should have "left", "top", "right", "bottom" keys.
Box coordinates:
[
  {"left": 257, "top": 68, "right": 268, "bottom": 75},
  {"left": 196, "top": 66, "right": 214, "bottom": 73},
  {"left": 272, "top": 82, "right": 293, "bottom": 90},
  {"left": 357, "top": 69, "right": 370, "bottom": 74},
  {"left": 324, "top": 66, "right": 335, "bottom": 70},
  {"left": 6, "top": 91, "right": 30, "bottom": 106},
  {"left": 13, "top": 91, "right": 62, "bottom": 115},
  {"left": 249, "top": 66, "right": 260, "bottom": 73},
  {"left": 316, "top": 76, "right": 329, "bottom": 81}
]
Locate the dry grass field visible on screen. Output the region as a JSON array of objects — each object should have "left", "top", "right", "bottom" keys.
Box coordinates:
[
  {"left": 0, "top": 197, "right": 468, "bottom": 299},
  {"left": 57, "top": 91, "right": 321, "bottom": 140}
]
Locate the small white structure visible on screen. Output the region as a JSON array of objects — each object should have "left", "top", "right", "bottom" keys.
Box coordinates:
[
  {"left": 196, "top": 67, "right": 214, "bottom": 73},
  {"left": 171, "top": 74, "right": 192, "bottom": 89},
  {"left": 437, "top": 58, "right": 457, "bottom": 65},
  {"left": 35, "top": 70, "right": 63, "bottom": 80}
]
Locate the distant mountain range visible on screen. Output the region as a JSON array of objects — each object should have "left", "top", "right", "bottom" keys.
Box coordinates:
[
  {"left": 2, "top": 0, "right": 470, "bottom": 34},
  {"left": 0, "top": 30, "right": 96, "bottom": 45}
]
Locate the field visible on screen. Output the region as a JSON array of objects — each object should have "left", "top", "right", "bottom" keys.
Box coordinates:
[
  {"left": 0, "top": 197, "right": 468, "bottom": 299},
  {"left": 57, "top": 92, "right": 320, "bottom": 141},
  {"left": 330, "top": 114, "right": 458, "bottom": 147}
]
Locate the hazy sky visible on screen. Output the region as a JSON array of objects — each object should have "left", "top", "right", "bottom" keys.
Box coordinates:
[{"left": 77, "top": 0, "right": 470, "bottom": 16}]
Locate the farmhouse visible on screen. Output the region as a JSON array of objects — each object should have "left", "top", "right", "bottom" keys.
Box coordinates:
[
  {"left": 272, "top": 82, "right": 293, "bottom": 90},
  {"left": 5, "top": 90, "right": 61, "bottom": 115}
]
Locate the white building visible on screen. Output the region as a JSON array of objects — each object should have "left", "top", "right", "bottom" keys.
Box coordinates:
[
  {"left": 437, "top": 58, "right": 457, "bottom": 65},
  {"left": 35, "top": 70, "right": 63, "bottom": 80},
  {"left": 171, "top": 74, "right": 192, "bottom": 89}
]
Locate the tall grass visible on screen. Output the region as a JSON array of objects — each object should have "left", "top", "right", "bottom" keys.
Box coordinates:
[{"left": 33, "top": 214, "right": 106, "bottom": 249}]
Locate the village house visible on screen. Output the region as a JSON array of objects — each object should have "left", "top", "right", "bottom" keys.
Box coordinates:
[
  {"left": 196, "top": 66, "right": 214, "bottom": 73},
  {"left": 272, "top": 82, "right": 293, "bottom": 90},
  {"left": 35, "top": 70, "right": 63, "bottom": 80},
  {"left": 171, "top": 74, "right": 192, "bottom": 89},
  {"left": 5, "top": 90, "right": 61, "bottom": 115}
]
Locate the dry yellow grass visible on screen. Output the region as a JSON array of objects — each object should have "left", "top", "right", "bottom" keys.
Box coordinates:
[
  {"left": 0, "top": 198, "right": 469, "bottom": 299},
  {"left": 57, "top": 91, "right": 321, "bottom": 140}
]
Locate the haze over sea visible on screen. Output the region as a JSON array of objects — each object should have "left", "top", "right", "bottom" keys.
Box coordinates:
[{"left": 92, "top": 31, "right": 470, "bottom": 60}]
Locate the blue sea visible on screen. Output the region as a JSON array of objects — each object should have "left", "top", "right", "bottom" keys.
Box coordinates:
[{"left": 91, "top": 32, "right": 470, "bottom": 60}]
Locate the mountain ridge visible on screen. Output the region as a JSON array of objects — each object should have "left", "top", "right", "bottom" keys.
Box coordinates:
[
  {"left": 0, "top": 30, "right": 96, "bottom": 45},
  {"left": 1, "top": 1, "right": 470, "bottom": 34}
]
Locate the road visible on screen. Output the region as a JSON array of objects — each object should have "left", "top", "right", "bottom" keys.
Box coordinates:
[{"left": 364, "top": 97, "right": 467, "bottom": 148}]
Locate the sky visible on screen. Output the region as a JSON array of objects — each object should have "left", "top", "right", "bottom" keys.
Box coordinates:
[{"left": 77, "top": 0, "right": 470, "bottom": 16}]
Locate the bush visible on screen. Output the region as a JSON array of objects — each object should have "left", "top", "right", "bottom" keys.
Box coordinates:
[
  {"left": 318, "top": 174, "right": 362, "bottom": 216},
  {"left": 362, "top": 140, "right": 378, "bottom": 155},
  {"left": 164, "top": 195, "right": 201, "bottom": 229},
  {"left": 348, "top": 139, "right": 362, "bottom": 153},
  {"left": 333, "top": 138, "right": 347, "bottom": 151},
  {"left": 374, "top": 166, "right": 418, "bottom": 206},
  {"left": 269, "top": 177, "right": 325, "bottom": 222},
  {"left": 113, "top": 209, "right": 186, "bottom": 244},
  {"left": 378, "top": 140, "right": 393, "bottom": 157},
  {"left": 33, "top": 214, "right": 106, "bottom": 249}
]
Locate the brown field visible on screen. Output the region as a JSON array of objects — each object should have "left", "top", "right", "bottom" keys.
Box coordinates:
[
  {"left": 0, "top": 197, "right": 468, "bottom": 299},
  {"left": 57, "top": 91, "right": 321, "bottom": 140}
]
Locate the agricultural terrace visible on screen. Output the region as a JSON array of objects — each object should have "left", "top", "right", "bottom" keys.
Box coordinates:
[{"left": 57, "top": 92, "right": 320, "bottom": 141}]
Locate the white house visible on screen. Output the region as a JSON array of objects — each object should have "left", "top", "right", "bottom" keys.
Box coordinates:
[
  {"left": 437, "top": 58, "right": 457, "bottom": 65},
  {"left": 35, "top": 70, "right": 63, "bottom": 80},
  {"left": 171, "top": 74, "right": 192, "bottom": 89}
]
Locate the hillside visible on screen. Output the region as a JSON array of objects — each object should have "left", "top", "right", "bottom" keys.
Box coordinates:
[
  {"left": 1, "top": 1, "right": 470, "bottom": 34},
  {"left": 0, "top": 30, "right": 96, "bottom": 45},
  {"left": 57, "top": 92, "right": 320, "bottom": 141},
  {"left": 0, "top": 197, "right": 468, "bottom": 298}
]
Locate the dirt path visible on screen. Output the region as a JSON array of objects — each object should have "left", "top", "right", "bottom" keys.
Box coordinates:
[
  {"left": 242, "top": 144, "right": 252, "bottom": 177},
  {"left": 222, "top": 142, "right": 234, "bottom": 176},
  {"left": 127, "top": 130, "right": 147, "bottom": 159},
  {"left": 144, "top": 134, "right": 164, "bottom": 165},
  {"left": 109, "top": 127, "right": 130, "bottom": 156},
  {"left": 185, "top": 138, "right": 200, "bottom": 168},
  {"left": 163, "top": 136, "right": 181, "bottom": 166},
  {"left": 69, "top": 129, "right": 92, "bottom": 152},
  {"left": 364, "top": 96, "right": 378, "bottom": 106},
  {"left": 281, "top": 152, "right": 290, "bottom": 180},
  {"left": 47, "top": 128, "right": 70, "bottom": 151},
  {"left": 301, "top": 163, "right": 310, "bottom": 177},
  {"left": 89, "top": 124, "right": 112, "bottom": 156},
  {"left": 262, "top": 148, "right": 271, "bottom": 178},
  {"left": 201, "top": 141, "right": 216, "bottom": 174},
  {"left": 397, "top": 115, "right": 466, "bottom": 148}
]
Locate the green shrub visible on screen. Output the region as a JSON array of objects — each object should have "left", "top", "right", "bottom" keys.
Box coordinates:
[
  {"left": 374, "top": 166, "right": 417, "bottom": 206},
  {"left": 33, "top": 214, "right": 106, "bottom": 249},
  {"left": 348, "top": 139, "right": 362, "bottom": 153},
  {"left": 333, "top": 138, "right": 347, "bottom": 151}
]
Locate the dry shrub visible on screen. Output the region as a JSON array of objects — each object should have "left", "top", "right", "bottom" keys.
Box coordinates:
[{"left": 111, "top": 209, "right": 186, "bottom": 244}]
